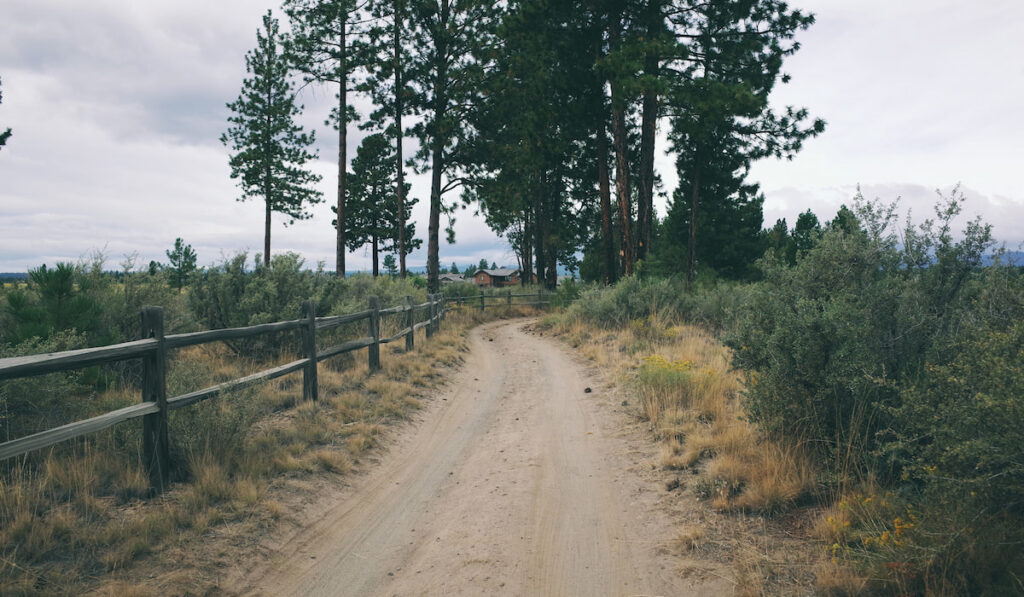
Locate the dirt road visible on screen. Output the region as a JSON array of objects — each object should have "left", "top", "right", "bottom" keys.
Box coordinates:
[{"left": 230, "top": 320, "right": 725, "bottom": 596}]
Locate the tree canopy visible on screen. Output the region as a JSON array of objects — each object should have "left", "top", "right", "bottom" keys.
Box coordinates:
[{"left": 221, "top": 11, "right": 322, "bottom": 269}]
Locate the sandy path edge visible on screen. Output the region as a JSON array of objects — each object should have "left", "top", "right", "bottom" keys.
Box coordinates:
[{"left": 225, "top": 319, "right": 732, "bottom": 596}]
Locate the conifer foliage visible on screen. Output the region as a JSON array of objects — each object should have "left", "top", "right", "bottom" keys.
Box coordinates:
[
  {"left": 0, "top": 76, "right": 11, "bottom": 151},
  {"left": 283, "top": 0, "right": 363, "bottom": 277},
  {"left": 344, "top": 133, "right": 420, "bottom": 276},
  {"left": 221, "top": 11, "right": 323, "bottom": 269}
]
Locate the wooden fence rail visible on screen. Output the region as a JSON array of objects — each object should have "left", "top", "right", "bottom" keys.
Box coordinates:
[
  {"left": 445, "top": 289, "right": 552, "bottom": 312},
  {"left": 0, "top": 293, "right": 450, "bottom": 489}
]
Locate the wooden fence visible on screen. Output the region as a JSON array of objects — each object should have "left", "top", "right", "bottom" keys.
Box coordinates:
[
  {"left": 445, "top": 289, "right": 551, "bottom": 311},
  {"left": 0, "top": 293, "right": 448, "bottom": 490}
]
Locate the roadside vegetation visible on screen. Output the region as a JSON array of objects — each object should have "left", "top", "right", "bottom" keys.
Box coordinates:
[
  {"left": 0, "top": 251, "right": 537, "bottom": 594},
  {"left": 544, "top": 191, "right": 1024, "bottom": 595}
]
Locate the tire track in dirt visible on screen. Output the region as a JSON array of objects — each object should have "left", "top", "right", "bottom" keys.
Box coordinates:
[{"left": 229, "top": 319, "right": 725, "bottom": 596}]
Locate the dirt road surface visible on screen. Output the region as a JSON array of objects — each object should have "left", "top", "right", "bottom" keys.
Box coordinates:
[{"left": 230, "top": 320, "right": 728, "bottom": 596}]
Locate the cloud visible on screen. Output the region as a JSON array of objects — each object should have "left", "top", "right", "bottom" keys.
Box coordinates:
[{"left": 2, "top": 0, "right": 1022, "bottom": 275}]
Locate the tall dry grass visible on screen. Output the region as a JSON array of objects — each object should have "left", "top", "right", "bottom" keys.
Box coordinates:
[{"left": 543, "top": 310, "right": 815, "bottom": 516}]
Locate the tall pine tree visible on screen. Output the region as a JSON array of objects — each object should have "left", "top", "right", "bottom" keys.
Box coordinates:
[
  {"left": 407, "top": 0, "right": 498, "bottom": 292},
  {"left": 359, "top": 0, "right": 415, "bottom": 277},
  {"left": 221, "top": 11, "right": 323, "bottom": 268},
  {"left": 666, "top": 0, "right": 824, "bottom": 285},
  {"left": 284, "top": 0, "right": 364, "bottom": 277}
]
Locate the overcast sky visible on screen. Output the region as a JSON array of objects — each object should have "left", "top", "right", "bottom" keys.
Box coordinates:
[{"left": 1, "top": 0, "right": 1022, "bottom": 273}]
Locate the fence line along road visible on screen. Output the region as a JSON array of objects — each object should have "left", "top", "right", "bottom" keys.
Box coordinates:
[
  {"left": 0, "top": 293, "right": 453, "bottom": 490},
  {"left": 445, "top": 288, "right": 551, "bottom": 311}
]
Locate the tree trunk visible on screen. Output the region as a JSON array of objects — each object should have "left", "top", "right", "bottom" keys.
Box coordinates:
[
  {"left": 372, "top": 234, "right": 379, "bottom": 277},
  {"left": 394, "top": 0, "right": 406, "bottom": 278},
  {"left": 597, "top": 121, "right": 616, "bottom": 285},
  {"left": 426, "top": 0, "right": 449, "bottom": 294},
  {"left": 638, "top": 89, "right": 657, "bottom": 262},
  {"left": 611, "top": 99, "right": 633, "bottom": 276},
  {"left": 522, "top": 210, "right": 533, "bottom": 286},
  {"left": 686, "top": 166, "right": 701, "bottom": 288},
  {"left": 336, "top": 23, "right": 348, "bottom": 277},
  {"left": 608, "top": 9, "right": 634, "bottom": 276},
  {"left": 533, "top": 200, "right": 545, "bottom": 288},
  {"left": 264, "top": 197, "right": 271, "bottom": 268},
  {"left": 637, "top": 0, "right": 661, "bottom": 263}
]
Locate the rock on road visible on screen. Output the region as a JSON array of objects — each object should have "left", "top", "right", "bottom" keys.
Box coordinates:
[{"left": 230, "top": 319, "right": 721, "bottom": 596}]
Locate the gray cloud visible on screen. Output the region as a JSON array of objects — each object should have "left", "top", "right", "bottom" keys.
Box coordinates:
[{"left": 1, "top": 0, "right": 1022, "bottom": 274}]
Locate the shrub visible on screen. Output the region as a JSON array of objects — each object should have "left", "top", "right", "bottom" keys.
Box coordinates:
[{"left": 729, "top": 189, "right": 995, "bottom": 471}]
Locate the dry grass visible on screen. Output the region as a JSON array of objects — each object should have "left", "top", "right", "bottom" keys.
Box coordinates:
[
  {"left": 545, "top": 310, "right": 814, "bottom": 515},
  {"left": 541, "top": 309, "right": 828, "bottom": 594},
  {"left": 0, "top": 303, "right": 512, "bottom": 595}
]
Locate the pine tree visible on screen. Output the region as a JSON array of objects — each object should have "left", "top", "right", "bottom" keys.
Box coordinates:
[
  {"left": 407, "top": 0, "right": 498, "bottom": 292},
  {"left": 221, "top": 11, "right": 323, "bottom": 269},
  {"left": 284, "top": 0, "right": 364, "bottom": 277},
  {"left": 0, "top": 76, "right": 12, "bottom": 151},
  {"left": 345, "top": 133, "right": 420, "bottom": 276},
  {"left": 666, "top": 0, "right": 824, "bottom": 285},
  {"left": 383, "top": 254, "right": 398, "bottom": 277},
  {"left": 466, "top": 0, "right": 596, "bottom": 289},
  {"left": 165, "top": 237, "right": 198, "bottom": 292},
  {"left": 660, "top": 150, "right": 766, "bottom": 280},
  {"left": 359, "top": 0, "right": 415, "bottom": 277}
]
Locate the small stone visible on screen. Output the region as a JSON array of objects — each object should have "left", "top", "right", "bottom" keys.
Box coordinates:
[{"left": 584, "top": 387, "right": 592, "bottom": 393}]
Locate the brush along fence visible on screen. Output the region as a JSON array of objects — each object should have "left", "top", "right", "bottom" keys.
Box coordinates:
[{"left": 0, "top": 294, "right": 448, "bottom": 490}]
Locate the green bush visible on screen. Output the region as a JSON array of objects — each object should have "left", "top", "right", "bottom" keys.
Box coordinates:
[
  {"left": 728, "top": 190, "right": 995, "bottom": 469},
  {"left": 187, "top": 252, "right": 426, "bottom": 356},
  {"left": 566, "top": 275, "right": 686, "bottom": 328}
]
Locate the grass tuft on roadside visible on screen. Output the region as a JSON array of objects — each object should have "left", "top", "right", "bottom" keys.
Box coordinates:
[{"left": 542, "top": 310, "right": 814, "bottom": 516}]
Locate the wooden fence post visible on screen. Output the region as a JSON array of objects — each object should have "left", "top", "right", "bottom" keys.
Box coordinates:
[
  {"left": 405, "top": 295, "right": 415, "bottom": 351},
  {"left": 300, "top": 300, "right": 318, "bottom": 402},
  {"left": 141, "top": 306, "right": 170, "bottom": 492},
  {"left": 368, "top": 295, "right": 381, "bottom": 372},
  {"left": 479, "top": 290, "right": 485, "bottom": 312},
  {"left": 537, "top": 288, "right": 542, "bottom": 307},
  {"left": 426, "top": 294, "right": 435, "bottom": 339},
  {"left": 507, "top": 289, "right": 512, "bottom": 306}
]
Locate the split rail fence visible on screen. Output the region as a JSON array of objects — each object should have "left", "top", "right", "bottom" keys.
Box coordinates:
[
  {"left": 0, "top": 293, "right": 449, "bottom": 490},
  {"left": 445, "top": 288, "right": 551, "bottom": 311}
]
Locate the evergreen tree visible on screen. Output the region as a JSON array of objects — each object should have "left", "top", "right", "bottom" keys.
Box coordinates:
[
  {"left": 407, "top": 0, "right": 498, "bottom": 292},
  {"left": 284, "top": 0, "right": 364, "bottom": 277},
  {"left": 829, "top": 204, "right": 860, "bottom": 235},
  {"left": 450, "top": 262, "right": 459, "bottom": 275},
  {"left": 0, "top": 76, "right": 11, "bottom": 151},
  {"left": 359, "top": 0, "right": 415, "bottom": 277},
  {"left": 466, "top": 0, "right": 595, "bottom": 289},
  {"left": 345, "top": 133, "right": 420, "bottom": 276},
  {"left": 383, "top": 254, "right": 398, "bottom": 277},
  {"left": 666, "top": 0, "right": 824, "bottom": 285},
  {"left": 765, "top": 217, "right": 790, "bottom": 262},
  {"left": 221, "top": 11, "right": 323, "bottom": 269},
  {"left": 659, "top": 154, "right": 766, "bottom": 280},
  {"left": 165, "top": 237, "right": 198, "bottom": 292},
  {"left": 792, "top": 209, "right": 822, "bottom": 257}
]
